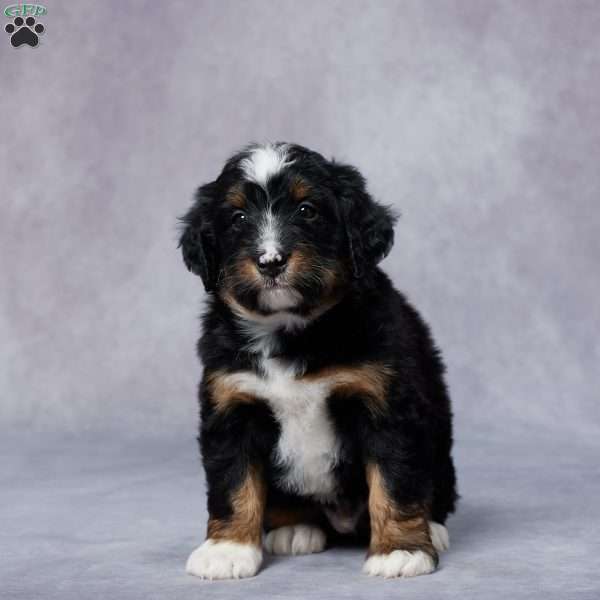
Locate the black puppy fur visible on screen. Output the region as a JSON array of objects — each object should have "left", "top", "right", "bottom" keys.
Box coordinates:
[{"left": 180, "top": 143, "right": 457, "bottom": 579}]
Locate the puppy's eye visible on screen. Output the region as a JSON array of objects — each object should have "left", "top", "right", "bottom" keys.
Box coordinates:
[
  {"left": 298, "top": 203, "right": 317, "bottom": 221},
  {"left": 231, "top": 211, "right": 247, "bottom": 228}
]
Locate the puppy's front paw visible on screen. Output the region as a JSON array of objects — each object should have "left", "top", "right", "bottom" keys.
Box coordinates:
[
  {"left": 363, "top": 549, "right": 436, "bottom": 578},
  {"left": 264, "top": 524, "right": 326, "bottom": 555},
  {"left": 186, "top": 539, "right": 262, "bottom": 580}
]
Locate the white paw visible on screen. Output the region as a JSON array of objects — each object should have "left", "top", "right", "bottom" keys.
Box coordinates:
[
  {"left": 186, "top": 539, "right": 262, "bottom": 580},
  {"left": 363, "top": 550, "right": 436, "bottom": 578},
  {"left": 429, "top": 521, "right": 450, "bottom": 552},
  {"left": 264, "top": 525, "right": 326, "bottom": 555}
]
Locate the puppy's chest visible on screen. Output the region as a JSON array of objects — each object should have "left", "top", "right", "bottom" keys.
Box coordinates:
[{"left": 237, "top": 357, "right": 341, "bottom": 500}]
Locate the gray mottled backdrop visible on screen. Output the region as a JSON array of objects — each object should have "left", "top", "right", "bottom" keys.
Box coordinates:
[{"left": 1, "top": 2, "right": 599, "bottom": 599}]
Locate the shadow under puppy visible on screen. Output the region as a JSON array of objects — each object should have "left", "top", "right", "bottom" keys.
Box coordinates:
[{"left": 179, "top": 143, "right": 457, "bottom": 579}]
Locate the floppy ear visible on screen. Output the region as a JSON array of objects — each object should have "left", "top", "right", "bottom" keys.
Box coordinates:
[
  {"left": 331, "top": 162, "right": 397, "bottom": 278},
  {"left": 178, "top": 183, "right": 219, "bottom": 292}
]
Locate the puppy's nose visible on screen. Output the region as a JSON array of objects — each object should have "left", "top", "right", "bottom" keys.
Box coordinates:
[{"left": 257, "top": 251, "right": 288, "bottom": 277}]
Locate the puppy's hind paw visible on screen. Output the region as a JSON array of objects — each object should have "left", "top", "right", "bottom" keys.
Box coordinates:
[
  {"left": 186, "top": 539, "right": 262, "bottom": 580},
  {"left": 363, "top": 550, "right": 436, "bottom": 578},
  {"left": 429, "top": 521, "right": 450, "bottom": 552},
  {"left": 264, "top": 525, "right": 326, "bottom": 555}
]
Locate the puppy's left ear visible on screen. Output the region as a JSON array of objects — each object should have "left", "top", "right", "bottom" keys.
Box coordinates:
[{"left": 330, "top": 162, "right": 397, "bottom": 278}]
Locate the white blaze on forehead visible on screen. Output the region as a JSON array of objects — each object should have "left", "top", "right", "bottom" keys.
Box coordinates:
[
  {"left": 240, "top": 144, "right": 292, "bottom": 265},
  {"left": 240, "top": 143, "right": 292, "bottom": 187}
]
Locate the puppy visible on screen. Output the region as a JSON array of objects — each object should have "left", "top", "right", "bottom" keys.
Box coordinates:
[{"left": 179, "top": 143, "right": 457, "bottom": 580}]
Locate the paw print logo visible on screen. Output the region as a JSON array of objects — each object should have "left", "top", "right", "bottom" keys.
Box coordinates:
[{"left": 5, "top": 16, "right": 45, "bottom": 47}]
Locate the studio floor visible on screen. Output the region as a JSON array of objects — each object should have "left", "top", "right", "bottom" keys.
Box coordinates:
[{"left": 2, "top": 428, "right": 598, "bottom": 600}]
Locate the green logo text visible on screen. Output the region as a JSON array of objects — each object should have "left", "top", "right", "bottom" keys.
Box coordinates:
[{"left": 4, "top": 4, "right": 47, "bottom": 17}]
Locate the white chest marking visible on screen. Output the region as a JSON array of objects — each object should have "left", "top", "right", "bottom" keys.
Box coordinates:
[{"left": 224, "top": 358, "right": 340, "bottom": 500}]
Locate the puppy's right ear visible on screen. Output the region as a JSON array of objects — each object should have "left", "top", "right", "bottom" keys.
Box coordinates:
[{"left": 178, "top": 183, "right": 219, "bottom": 292}]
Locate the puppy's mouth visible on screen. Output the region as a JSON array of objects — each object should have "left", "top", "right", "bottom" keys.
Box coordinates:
[
  {"left": 260, "top": 273, "right": 287, "bottom": 289},
  {"left": 257, "top": 282, "right": 302, "bottom": 312}
]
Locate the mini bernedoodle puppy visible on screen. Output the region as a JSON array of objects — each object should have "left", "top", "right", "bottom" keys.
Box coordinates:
[{"left": 179, "top": 142, "right": 457, "bottom": 580}]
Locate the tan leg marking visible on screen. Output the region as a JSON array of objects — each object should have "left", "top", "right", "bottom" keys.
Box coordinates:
[
  {"left": 366, "top": 463, "right": 434, "bottom": 557},
  {"left": 207, "top": 465, "right": 266, "bottom": 546}
]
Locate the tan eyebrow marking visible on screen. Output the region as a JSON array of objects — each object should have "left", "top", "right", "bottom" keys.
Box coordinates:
[
  {"left": 225, "top": 185, "right": 246, "bottom": 208},
  {"left": 290, "top": 176, "right": 311, "bottom": 201}
]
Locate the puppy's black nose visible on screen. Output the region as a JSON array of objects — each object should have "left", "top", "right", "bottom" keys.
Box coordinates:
[{"left": 257, "top": 252, "right": 288, "bottom": 277}]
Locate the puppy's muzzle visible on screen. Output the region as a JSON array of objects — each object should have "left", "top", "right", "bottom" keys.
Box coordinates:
[{"left": 257, "top": 252, "right": 289, "bottom": 278}]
